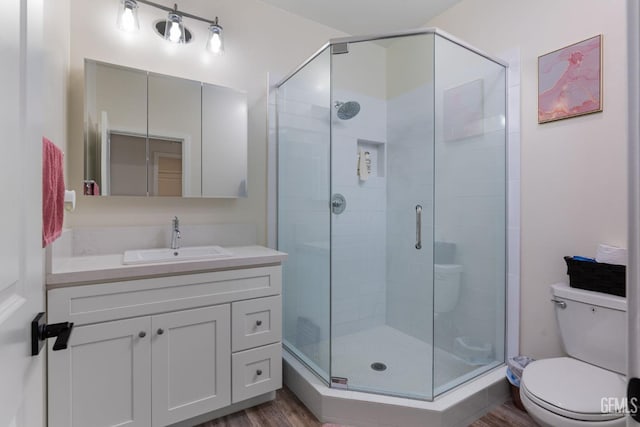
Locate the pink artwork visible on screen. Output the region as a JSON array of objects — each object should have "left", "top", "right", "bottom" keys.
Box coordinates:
[{"left": 538, "top": 35, "right": 602, "bottom": 123}]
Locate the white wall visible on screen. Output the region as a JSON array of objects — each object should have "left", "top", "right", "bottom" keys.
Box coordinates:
[
  {"left": 67, "top": 0, "right": 344, "bottom": 240},
  {"left": 428, "top": 0, "right": 628, "bottom": 359},
  {"left": 43, "top": 0, "right": 69, "bottom": 172}
]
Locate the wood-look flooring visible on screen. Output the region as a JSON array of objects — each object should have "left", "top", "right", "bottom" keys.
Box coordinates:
[
  {"left": 469, "top": 401, "right": 538, "bottom": 427},
  {"left": 196, "top": 386, "right": 538, "bottom": 427}
]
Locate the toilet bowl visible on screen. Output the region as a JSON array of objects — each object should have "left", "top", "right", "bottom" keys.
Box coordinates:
[
  {"left": 521, "top": 357, "right": 626, "bottom": 427},
  {"left": 520, "top": 284, "right": 627, "bottom": 427}
]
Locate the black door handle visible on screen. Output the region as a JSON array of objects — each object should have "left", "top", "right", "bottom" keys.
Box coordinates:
[
  {"left": 51, "top": 324, "right": 73, "bottom": 351},
  {"left": 31, "top": 312, "right": 74, "bottom": 356}
]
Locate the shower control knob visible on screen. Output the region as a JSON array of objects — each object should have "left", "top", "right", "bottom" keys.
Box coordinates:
[
  {"left": 256, "top": 369, "right": 262, "bottom": 376},
  {"left": 331, "top": 194, "right": 347, "bottom": 215},
  {"left": 256, "top": 320, "right": 262, "bottom": 326}
]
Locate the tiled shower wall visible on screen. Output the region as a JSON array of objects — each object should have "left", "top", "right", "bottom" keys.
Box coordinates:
[
  {"left": 329, "top": 42, "right": 390, "bottom": 339},
  {"left": 385, "top": 34, "right": 436, "bottom": 344},
  {"left": 386, "top": 84, "right": 435, "bottom": 343},
  {"left": 432, "top": 38, "right": 509, "bottom": 366},
  {"left": 331, "top": 89, "right": 388, "bottom": 337}
]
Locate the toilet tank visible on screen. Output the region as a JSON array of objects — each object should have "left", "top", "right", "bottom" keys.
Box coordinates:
[{"left": 551, "top": 283, "right": 626, "bottom": 374}]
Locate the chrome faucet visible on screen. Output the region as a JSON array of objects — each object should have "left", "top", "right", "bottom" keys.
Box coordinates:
[{"left": 171, "top": 216, "right": 181, "bottom": 250}]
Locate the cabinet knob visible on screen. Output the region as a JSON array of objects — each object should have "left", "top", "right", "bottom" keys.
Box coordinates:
[
  {"left": 256, "top": 369, "right": 262, "bottom": 376},
  {"left": 157, "top": 328, "right": 164, "bottom": 335},
  {"left": 138, "top": 331, "right": 146, "bottom": 338},
  {"left": 256, "top": 320, "right": 263, "bottom": 326}
]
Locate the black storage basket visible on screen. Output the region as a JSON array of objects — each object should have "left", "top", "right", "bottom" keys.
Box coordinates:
[{"left": 563, "top": 256, "right": 626, "bottom": 297}]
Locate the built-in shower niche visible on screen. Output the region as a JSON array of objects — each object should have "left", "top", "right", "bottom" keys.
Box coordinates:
[{"left": 356, "top": 139, "right": 385, "bottom": 181}]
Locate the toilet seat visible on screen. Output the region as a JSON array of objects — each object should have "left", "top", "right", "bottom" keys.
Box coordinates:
[{"left": 521, "top": 357, "right": 626, "bottom": 422}]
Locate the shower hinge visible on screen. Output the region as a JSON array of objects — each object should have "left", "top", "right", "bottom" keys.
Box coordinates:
[
  {"left": 331, "top": 43, "right": 349, "bottom": 55},
  {"left": 331, "top": 376, "right": 349, "bottom": 390}
]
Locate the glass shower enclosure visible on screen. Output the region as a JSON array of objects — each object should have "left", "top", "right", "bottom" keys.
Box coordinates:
[{"left": 277, "top": 30, "right": 507, "bottom": 400}]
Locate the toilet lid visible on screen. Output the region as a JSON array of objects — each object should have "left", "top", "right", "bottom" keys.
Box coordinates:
[{"left": 521, "top": 357, "right": 626, "bottom": 421}]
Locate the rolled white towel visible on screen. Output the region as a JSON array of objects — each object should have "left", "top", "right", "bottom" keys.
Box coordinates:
[{"left": 595, "top": 243, "right": 627, "bottom": 266}]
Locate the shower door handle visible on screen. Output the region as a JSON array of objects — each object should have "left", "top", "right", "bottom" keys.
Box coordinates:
[{"left": 415, "top": 205, "right": 422, "bottom": 250}]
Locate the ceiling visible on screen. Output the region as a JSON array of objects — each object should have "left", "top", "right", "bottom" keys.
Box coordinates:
[{"left": 258, "top": 0, "right": 464, "bottom": 35}]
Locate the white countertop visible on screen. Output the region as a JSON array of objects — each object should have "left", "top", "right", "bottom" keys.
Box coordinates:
[{"left": 47, "top": 245, "right": 287, "bottom": 288}]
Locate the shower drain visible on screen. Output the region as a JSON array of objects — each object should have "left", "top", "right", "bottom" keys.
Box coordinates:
[{"left": 371, "top": 362, "right": 387, "bottom": 372}]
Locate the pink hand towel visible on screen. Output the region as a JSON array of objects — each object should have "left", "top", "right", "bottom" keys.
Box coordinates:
[{"left": 42, "top": 137, "right": 65, "bottom": 247}]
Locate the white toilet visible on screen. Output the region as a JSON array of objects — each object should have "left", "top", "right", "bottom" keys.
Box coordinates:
[
  {"left": 434, "top": 264, "right": 462, "bottom": 314},
  {"left": 520, "top": 283, "right": 627, "bottom": 427}
]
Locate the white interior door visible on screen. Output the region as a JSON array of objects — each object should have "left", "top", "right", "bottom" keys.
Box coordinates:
[
  {"left": 628, "top": 1, "right": 640, "bottom": 425},
  {"left": 0, "top": 1, "right": 45, "bottom": 427}
]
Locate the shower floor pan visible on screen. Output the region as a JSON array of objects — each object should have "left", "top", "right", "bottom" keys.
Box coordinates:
[
  {"left": 331, "top": 325, "right": 500, "bottom": 397},
  {"left": 284, "top": 325, "right": 508, "bottom": 427}
]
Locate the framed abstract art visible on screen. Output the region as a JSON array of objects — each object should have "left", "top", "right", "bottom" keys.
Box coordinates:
[{"left": 538, "top": 35, "right": 602, "bottom": 123}]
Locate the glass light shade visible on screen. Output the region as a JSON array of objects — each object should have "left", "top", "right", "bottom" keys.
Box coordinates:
[
  {"left": 165, "top": 12, "right": 185, "bottom": 44},
  {"left": 206, "top": 24, "right": 224, "bottom": 55},
  {"left": 117, "top": 0, "right": 140, "bottom": 33}
]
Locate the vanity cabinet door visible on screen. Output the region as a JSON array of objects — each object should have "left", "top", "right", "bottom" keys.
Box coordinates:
[
  {"left": 48, "top": 317, "right": 152, "bottom": 427},
  {"left": 151, "top": 305, "right": 231, "bottom": 427}
]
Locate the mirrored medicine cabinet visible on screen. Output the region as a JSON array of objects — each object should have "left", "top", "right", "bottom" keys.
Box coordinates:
[{"left": 84, "top": 59, "right": 248, "bottom": 198}]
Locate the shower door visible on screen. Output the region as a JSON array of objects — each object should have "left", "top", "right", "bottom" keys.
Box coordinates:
[{"left": 329, "top": 34, "right": 436, "bottom": 400}]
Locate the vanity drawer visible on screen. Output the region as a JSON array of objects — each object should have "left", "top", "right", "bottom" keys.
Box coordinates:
[
  {"left": 232, "top": 296, "right": 281, "bottom": 352},
  {"left": 47, "top": 266, "right": 281, "bottom": 326},
  {"left": 231, "top": 343, "right": 282, "bottom": 403}
]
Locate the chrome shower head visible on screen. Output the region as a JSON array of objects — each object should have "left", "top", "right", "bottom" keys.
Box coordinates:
[{"left": 334, "top": 101, "right": 360, "bottom": 120}]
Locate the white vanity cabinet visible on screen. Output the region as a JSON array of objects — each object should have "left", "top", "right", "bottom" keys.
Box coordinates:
[{"left": 47, "top": 265, "right": 282, "bottom": 427}]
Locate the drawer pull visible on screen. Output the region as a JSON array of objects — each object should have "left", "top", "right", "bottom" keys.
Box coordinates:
[
  {"left": 157, "top": 328, "right": 165, "bottom": 335},
  {"left": 256, "top": 320, "right": 263, "bottom": 326},
  {"left": 256, "top": 369, "right": 263, "bottom": 376},
  {"left": 138, "top": 331, "right": 146, "bottom": 338}
]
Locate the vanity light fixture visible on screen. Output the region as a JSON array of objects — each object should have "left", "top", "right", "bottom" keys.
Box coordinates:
[{"left": 117, "top": 0, "right": 224, "bottom": 54}]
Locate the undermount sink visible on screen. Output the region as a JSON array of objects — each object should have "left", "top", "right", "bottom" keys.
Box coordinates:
[{"left": 123, "top": 245, "right": 232, "bottom": 265}]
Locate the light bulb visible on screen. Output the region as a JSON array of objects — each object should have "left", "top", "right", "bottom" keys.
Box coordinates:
[
  {"left": 117, "top": 0, "right": 139, "bottom": 33},
  {"left": 169, "top": 21, "right": 182, "bottom": 43},
  {"left": 208, "top": 33, "right": 222, "bottom": 53},
  {"left": 206, "top": 22, "right": 224, "bottom": 56},
  {"left": 121, "top": 8, "right": 135, "bottom": 32}
]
